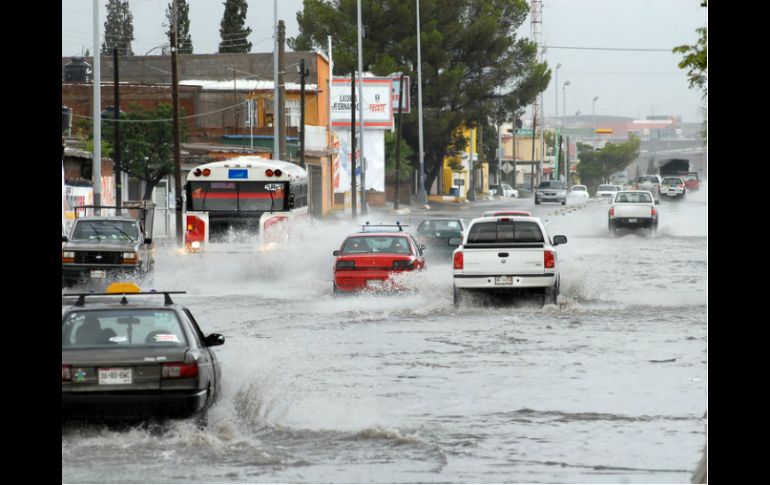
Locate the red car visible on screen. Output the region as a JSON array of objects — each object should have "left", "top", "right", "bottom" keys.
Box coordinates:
[
  {"left": 332, "top": 230, "right": 426, "bottom": 294},
  {"left": 680, "top": 172, "right": 700, "bottom": 191}
]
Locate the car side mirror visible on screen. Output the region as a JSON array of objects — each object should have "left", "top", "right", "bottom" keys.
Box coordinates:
[
  {"left": 655, "top": 200, "right": 660, "bottom": 205},
  {"left": 333, "top": 249, "right": 340, "bottom": 256},
  {"left": 205, "top": 333, "right": 225, "bottom": 347},
  {"left": 144, "top": 237, "right": 153, "bottom": 245},
  {"left": 553, "top": 235, "right": 568, "bottom": 245},
  {"left": 419, "top": 244, "right": 427, "bottom": 251},
  {"left": 62, "top": 235, "right": 68, "bottom": 242},
  {"left": 448, "top": 237, "right": 462, "bottom": 246}
]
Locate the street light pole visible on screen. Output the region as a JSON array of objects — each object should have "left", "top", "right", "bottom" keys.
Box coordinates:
[
  {"left": 592, "top": 95, "right": 599, "bottom": 133},
  {"left": 415, "top": 0, "right": 428, "bottom": 205},
  {"left": 554, "top": 63, "right": 561, "bottom": 122},
  {"left": 562, "top": 80, "right": 570, "bottom": 118}
]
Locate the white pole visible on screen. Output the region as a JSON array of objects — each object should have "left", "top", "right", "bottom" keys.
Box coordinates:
[
  {"left": 273, "top": 0, "right": 279, "bottom": 160},
  {"left": 92, "top": 0, "right": 101, "bottom": 206},
  {"left": 356, "top": 0, "right": 367, "bottom": 214},
  {"left": 328, "top": 35, "right": 333, "bottom": 149},
  {"left": 416, "top": 0, "right": 427, "bottom": 204}
]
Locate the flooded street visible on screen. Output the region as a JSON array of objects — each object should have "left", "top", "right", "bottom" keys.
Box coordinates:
[{"left": 62, "top": 187, "right": 707, "bottom": 484}]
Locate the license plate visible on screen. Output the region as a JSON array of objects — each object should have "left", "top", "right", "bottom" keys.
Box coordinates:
[
  {"left": 367, "top": 280, "right": 383, "bottom": 288},
  {"left": 628, "top": 218, "right": 637, "bottom": 223},
  {"left": 98, "top": 368, "right": 132, "bottom": 385},
  {"left": 90, "top": 270, "right": 106, "bottom": 279},
  {"left": 495, "top": 276, "right": 513, "bottom": 285}
]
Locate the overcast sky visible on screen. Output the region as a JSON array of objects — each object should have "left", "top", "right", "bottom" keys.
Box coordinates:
[{"left": 62, "top": 0, "right": 707, "bottom": 122}]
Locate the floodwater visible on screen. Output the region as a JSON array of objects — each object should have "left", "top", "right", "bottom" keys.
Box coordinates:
[{"left": 62, "top": 185, "right": 707, "bottom": 483}]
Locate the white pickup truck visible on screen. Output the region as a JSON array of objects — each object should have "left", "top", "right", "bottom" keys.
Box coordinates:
[
  {"left": 450, "top": 215, "right": 568, "bottom": 306},
  {"left": 608, "top": 190, "right": 659, "bottom": 234}
]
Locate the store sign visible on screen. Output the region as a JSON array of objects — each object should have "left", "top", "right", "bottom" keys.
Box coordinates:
[
  {"left": 391, "top": 75, "right": 410, "bottom": 113},
  {"left": 331, "top": 77, "right": 394, "bottom": 129}
]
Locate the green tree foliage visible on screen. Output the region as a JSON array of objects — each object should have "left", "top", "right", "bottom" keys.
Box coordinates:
[
  {"left": 291, "top": 0, "right": 550, "bottom": 192},
  {"left": 102, "top": 0, "right": 134, "bottom": 56},
  {"left": 577, "top": 135, "right": 640, "bottom": 188},
  {"left": 102, "top": 103, "right": 186, "bottom": 200},
  {"left": 218, "top": 0, "right": 252, "bottom": 53},
  {"left": 384, "top": 130, "right": 414, "bottom": 179},
  {"left": 166, "top": 0, "right": 194, "bottom": 54},
  {"left": 673, "top": 27, "right": 707, "bottom": 99}
]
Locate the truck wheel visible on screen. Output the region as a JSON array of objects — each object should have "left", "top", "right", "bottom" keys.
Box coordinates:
[
  {"left": 453, "top": 287, "right": 464, "bottom": 307},
  {"left": 561, "top": 200, "right": 566, "bottom": 205},
  {"left": 543, "top": 282, "right": 559, "bottom": 306}
]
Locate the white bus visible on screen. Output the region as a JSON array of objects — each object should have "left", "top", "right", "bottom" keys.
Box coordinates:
[{"left": 183, "top": 158, "right": 308, "bottom": 251}]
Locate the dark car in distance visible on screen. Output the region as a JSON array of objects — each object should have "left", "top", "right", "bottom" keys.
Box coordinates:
[{"left": 416, "top": 218, "right": 467, "bottom": 262}]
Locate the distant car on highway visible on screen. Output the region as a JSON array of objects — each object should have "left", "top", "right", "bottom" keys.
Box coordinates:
[
  {"left": 596, "top": 184, "right": 622, "bottom": 199},
  {"left": 62, "top": 282, "right": 225, "bottom": 425},
  {"left": 569, "top": 185, "right": 590, "bottom": 200},
  {"left": 416, "top": 218, "right": 467, "bottom": 262},
  {"left": 608, "top": 190, "right": 660, "bottom": 235},
  {"left": 660, "top": 176, "right": 686, "bottom": 199},
  {"left": 489, "top": 183, "right": 518, "bottom": 198},
  {"left": 535, "top": 180, "right": 567, "bottom": 205}
]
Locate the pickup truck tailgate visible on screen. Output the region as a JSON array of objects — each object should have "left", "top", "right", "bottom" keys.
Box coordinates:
[
  {"left": 462, "top": 247, "right": 545, "bottom": 275},
  {"left": 614, "top": 205, "right": 653, "bottom": 218}
]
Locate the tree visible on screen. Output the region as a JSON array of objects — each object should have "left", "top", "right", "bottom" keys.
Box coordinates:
[
  {"left": 218, "top": 0, "right": 252, "bottom": 53},
  {"left": 166, "top": 0, "right": 193, "bottom": 54},
  {"left": 673, "top": 26, "right": 707, "bottom": 99},
  {"left": 102, "top": 0, "right": 134, "bottom": 56},
  {"left": 576, "top": 135, "right": 640, "bottom": 188},
  {"left": 384, "top": 130, "right": 414, "bottom": 180},
  {"left": 291, "top": 0, "right": 550, "bottom": 193},
  {"left": 102, "top": 103, "right": 186, "bottom": 200}
]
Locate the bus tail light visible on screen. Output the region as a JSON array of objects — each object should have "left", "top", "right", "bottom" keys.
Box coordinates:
[
  {"left": 274, "top": 169, "right": 283, "bottom": 177},
  {"left": 202, "top": 168, "right": 211, "bottom": 176},
  {"left": 453, "top": 251, "right": 464, "bottom": 270},
  {"left": 265, "top": 169, "right": 274, "bottom": 177},
  {"left": 544, "top": 250, "right": 555, "bottom": 269},
  {"left": 162, "top": 362, "right": 199, "bottom": 379}
]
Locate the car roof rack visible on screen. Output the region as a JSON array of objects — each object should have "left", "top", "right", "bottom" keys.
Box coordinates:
[
  {"left": 360, "top": 221, "right": 409, "bottom": 232},
  {"left": 63, "top": 290, "right": 187, "bottom": 307}
]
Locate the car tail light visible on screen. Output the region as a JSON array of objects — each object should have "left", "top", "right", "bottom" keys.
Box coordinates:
[
  {"left": 336, "top": 260, "right": 356, "bottom": 270},
  {"left": 392, "top": 260, "right": 414, "bottom": 270},
  {"left": 62, "top": 251, "right": 75, "bottom": 263},
  {"left": 162, "top": 362, "right": 199, "bottom": 379},
  {"left": 544, "top": 250, "right": 555, "bottom": 269},
  {"left": 609, "top": 207, "right": 615, "bottom": 217},
  {"left": 453, "top": 251, "right": 464, "bottom": 270},
  {"left": 62, "top": 365, "right": 71, "bottom": 381},
  {"left": 265, "top": 169, "right": 274, "bottom": 177},
  {"left": 651, "top": 207, "right": 657, "bottom": 217}
]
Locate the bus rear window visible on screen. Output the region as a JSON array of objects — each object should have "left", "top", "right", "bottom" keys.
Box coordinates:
[{"left": 189, "top": 182, "right": 286, "bottom": 211}]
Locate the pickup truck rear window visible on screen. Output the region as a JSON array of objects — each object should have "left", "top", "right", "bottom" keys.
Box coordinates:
[
  {"left": 467, "top": 221, "right": 544, "bottom": 243},
  {"left": 615, "top": 192, "right": 652, "bottom": 203}
]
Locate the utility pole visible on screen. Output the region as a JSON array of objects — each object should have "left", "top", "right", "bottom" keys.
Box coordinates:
[
  {"left": 356, "top": 0, "right": 367, "bottom": 215},
  {"left": 350, "top": 71, "right": 357, "bottom": 218},
  {"left": 478, "top": 124, "right": 484, "bottom": 194},
  {"left": 171, "top": 0, "right": 183, "bottom": 246},
  {"left": 113, "top": 48, "right": 122, "bottom": 214},
  {"left": 273, "top": 0, "right": 279, "bottom": 160},
  {"left": 565, "top": 136, "right": 571, "bottom": 186},
  {"left": 277, "top": 20, "right": 287, "bottom": 160},
  {"left": 92, "top": 0, "right": 101, "bottom": 207},
  {"left": 415, "top": 0, "right": 427, "bottom": 204},
  {"left": 299, "top": 58, "right": 309, "bottom": 168},
  {"left": 394, "top": 73, "right": 405, "bottom": 210}
]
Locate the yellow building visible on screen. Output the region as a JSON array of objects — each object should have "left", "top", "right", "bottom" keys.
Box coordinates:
[{"left": 441, "top": 125, "right": 489, "bottom": 199}]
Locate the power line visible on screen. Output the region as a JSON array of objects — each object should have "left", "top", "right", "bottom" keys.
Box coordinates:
[
  {"left": 72, "top": 100, "right": 250, "bottom": 123},
  {"left": 544, "top": 45, "right": 673, "bottom": 52}
]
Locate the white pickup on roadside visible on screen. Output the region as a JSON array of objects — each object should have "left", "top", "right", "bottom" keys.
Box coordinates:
[{"left": 451, "top": 215, "right": 567, "bottom": 306}]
